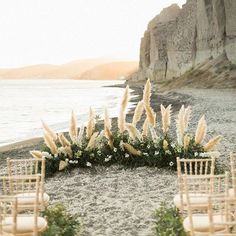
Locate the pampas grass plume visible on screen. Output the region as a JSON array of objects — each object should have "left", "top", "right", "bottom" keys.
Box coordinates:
[
  {"left": 42, "top": 120, "right": 57, "bottom": 140},
  {"left": 126, "top": 123, "right": 142, "bottom": 141},
  {"left": 204, "top": 135, "right": 222, "bottom": 151},
  {"left": 161, "top": 104, "right": 171, "bottom": 134},
  {"left": 123, "top": 143, "right": 142, "bottom": 156},
  {"left": 86, "top": 132, "right": 99, "bottom": 150},
  {"left": 143, "top": 79, "right": 151, "bottom": 106},
  {"left": 176, "top": 105, "right": 185, "bottom": 145},
  {"left": 30, "top": 150, "right": 43, "bottom": 159},
  {"left": 132, "top": 101, "right": 144, "bottom": 126},
  {"left": 44, "top": 132, "right": 58, "bottom": 155},
  {"left": 195, "top": 115, "right": 207, "bottom": 144},
  {"left": 183, "top": 134, "right": 191, "bottom": 150},
  {"left": 145, "top": 104, "right": 156, "bottom": 127},
  {"left": 69, "top": 110, "right": 77, "bottom": 141},
  {"left": 142, "top": 117, "right": 149, "bottom": 136},
  {"left": 163, "top": 140, "right": 168, "bottom": 150},
  {"left": 86, "top": 107, "right": 96, "bottom": 139},
  {"left": 58, "top": 133, "right": 71, "bottom": 147}
]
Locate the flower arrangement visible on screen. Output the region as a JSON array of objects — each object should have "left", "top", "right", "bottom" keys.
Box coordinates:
[{"left": 30, "top": 79, "right": 221, "bottom": 176}]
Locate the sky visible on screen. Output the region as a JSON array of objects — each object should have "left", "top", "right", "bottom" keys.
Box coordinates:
[{"left": 0, "top": 0, "right": 186, "bottom": 68}]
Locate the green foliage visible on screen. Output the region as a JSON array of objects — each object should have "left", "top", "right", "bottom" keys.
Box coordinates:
[
  {"left": 42, "top": 204, "right": 80, "bottom": 236},
  {"left": 154, "top": 203, "right": 186, "bottom": 236}
]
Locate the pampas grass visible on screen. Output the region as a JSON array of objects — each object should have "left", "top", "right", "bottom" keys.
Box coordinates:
[
  {"left": 77, "top": 124, "right": 85, "bottom": 144},
  {"left": 204, "top": 135, "right": 222, "bottom": 151},
  {"left": 59, "top": 160, "right": 68, "bottom": 171},
  {"left": 126, "top": 123, "right": 142, "bottom": 141},
  {"left": 44, "top": 132, "right": 58, "bottom": 155},
  {"left": 143, "top": 79, "right": 151, "bottom": 106},
  {"left": 86, "top": 107, "right": 96, "bottom": 139},
  {"left": 149, "top": 126, "right": 159, "bottom": 142},
  {"left": 123, "top": 143, "right": 141, "bottom": 156},
  {"left": 195, "top": 115, "right": 207, "bottom": 144},
  {"left": 184, "top": 106, "right": 191, "bottom": 130},
  {"left": 64, "top": 146, "right": 73, "bottom": 158},
  {"left": 145, "top": 104, "right": 156, "bottom": 127},
  {"left": 58, "top": 133, "right": 71, "bottom": 147},
  {"left": 86, "top": 132, "right": 99, "bottom": 150},
  {"left": 183, "top": 134, "right": 191, "bottom": 150},
  {"left": 132, "top": 101, "right": 144, "bottom": 126},
  {"left": 118, "top": 85, "right": 129, "bottom": 133},
  {"left": 30, "top": 150, "right": 43, "bottom": 159},
  {"left": 142, "top": 117, "right": 149, "bottom": 136},
  {"left": 161, "top": 104, "right": 171, "bottom": 134},
  {"left": 69, "top": 110, "right": 77, "bottom": 141},
  {"left": 104, "top": 108, "right": 112, "bottom": 138},
  {"left": 163, "top": 140, "right": 168, "bottom": 150},
  {"left": 42, "top": 121, "right": 57, "bottom": 140},
  {"left": 176, "top": 105, "right": 185, "bottom": 145}
]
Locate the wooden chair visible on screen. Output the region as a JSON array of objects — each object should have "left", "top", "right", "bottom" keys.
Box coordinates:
[
  {"left": 7, "top": 157, "right": 50, "bottom": 210},
  {"left": 182, "top": 173, "right": 229, "bottom": 235},
  {"left": 230, "top": 153, "right": 236, "bottom": 198},
  {"left": 174, "top": 157, "right": 216, "bottom": 213},
  {"left": 0, "top": 176, "right": 47, "bottom": 235}
]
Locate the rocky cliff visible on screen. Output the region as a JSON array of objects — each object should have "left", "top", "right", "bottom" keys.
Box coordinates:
[{"left": 131, "top": 0, "right": 236, "bottom": 84}]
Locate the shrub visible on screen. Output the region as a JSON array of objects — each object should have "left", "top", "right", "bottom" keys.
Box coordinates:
[
  {"left": 154, "top": 202, "right": 186, "bottom": 236},
  {"left": 42, "top": 204, "right": 80, "bottom": 236}
]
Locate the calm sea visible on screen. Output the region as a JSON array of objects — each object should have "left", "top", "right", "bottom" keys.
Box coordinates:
[{"left": 0, "top": 80, "right": 132, "bottom": 146}]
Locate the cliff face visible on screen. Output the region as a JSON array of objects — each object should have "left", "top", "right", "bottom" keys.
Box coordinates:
[{"left": 132, "top": 0, "right": 236, "bottom": 82}]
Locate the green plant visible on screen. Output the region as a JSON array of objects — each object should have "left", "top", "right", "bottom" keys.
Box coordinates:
[
  {"left": 42, "top": 204, "right": 80, "bottom": 236},
  {"left": 154, "top": 202, "right": 186, "bottom": 236}
]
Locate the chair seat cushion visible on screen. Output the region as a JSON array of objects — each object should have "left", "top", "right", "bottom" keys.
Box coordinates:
[
  {"left": 183, "top": 214, "right": 226, "bottom": 233},
  {"left": 16, "top": 192, "right": 50, "bottom": 206},
  {"left": 174, "top": 193, "right": 208, "bottom": 209},
  {"left": 229, "top": 188, "right": 235, "bottom": 197},
  {"left": 2, "top": 216, "right": 47, "bottom": 234}
]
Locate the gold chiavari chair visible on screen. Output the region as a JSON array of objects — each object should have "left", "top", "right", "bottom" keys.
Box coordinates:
[
  {"left": 0, "top": 175, "right": 47, "bottom": 235},
  {"left": 6, "top": 157, "right": 49, "bottom": 210},
  {"left": 174, "top": 157, "right": 216, "bottom": 213},
  {"left": 230, "top": 153, "right": 236, "bottom": 198},
  {"left": 183, "top": 173, "right": 229, "bottom": 235}
]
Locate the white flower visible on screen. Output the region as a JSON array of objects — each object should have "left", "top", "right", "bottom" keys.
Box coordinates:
[
  {"left": 58, "top": 147, "right": 66, "bottom": 155},
  {"left": 97, "top": 150, "right": 102, "bottom": 156},
  {"left": 143, "top": 152, "right": 149, "bottom": 156},
  {"left": 42, "top": 152, "right": 53, "bottom": 159},
  {"left": 113, "top": 148, "right": 117, "bottom": 152},
  {"left": 105, "top": 156, "right": 112, "bottom": 162},
  {"left": 125, "top": 153, "right": 129, "bottom": 158},
  {"left": 69, "top": 160, "right": 73, "bottom": 164},
  {"left": 194, "top": 152, "right": 199, "bottom": 157},
  {"left": 74, "top": 160, "right": 78, "bottom": 164},
  {"left": 171, "top": 143, "right": 175, "bottom": 148},
  {"left": 154, "top": 151, "right": 159, "bottom": 156},
  {"left": 169, "top": 162, "right": 174, "bottom": 166},
  {"left": 86, "top": 162, "right": 92, "bottom": 167},
  {"left": 147, "top": 145, "right": 150, "bottom": 149},
  {"left": 165, "top": 150, "right": 171, "bottom": 155},
  {"left": 90, "top": 153, "right": 95, "bottom": 158}
]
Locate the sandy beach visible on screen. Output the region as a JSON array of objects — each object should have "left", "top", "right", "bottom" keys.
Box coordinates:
[{"left": 0, "top": 85, "right": 236, "bottom": 236}]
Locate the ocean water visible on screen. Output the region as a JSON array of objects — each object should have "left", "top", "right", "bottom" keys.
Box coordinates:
[{"left": 0, "top": 80, "right": 132, "bottom": 146}]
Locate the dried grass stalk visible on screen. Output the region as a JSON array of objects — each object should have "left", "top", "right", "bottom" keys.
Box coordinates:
[
  {"left": 184, "top": 106, "right": 191, "bottom": 130},
  {"left": 65, "top": 146, "right": 73, "bottom": 158},
  {"left": 58, "top": 133, "right": 71, "bottom": 147},
  {"left": 104, "top": 108, "right": 112, "bottom": 138},
  {"left": 163, "top": 140, "right": 168, "bottom": 150},
  {"left": 145, "top": 104, "right": 156, "bottom": 127},
  {"left": 142, "top": 117, "right": 149, "bottom": 136},
  {"left": 149, "top": 126, "right": 158, "bottom": 142},
  {"left": 123, "top": 143, "right": 142, "bottom": 156},
  {"left": 204, "top": 135, "right": 222, "bottom": 151},
  {"left": 126, "top": 123, "right": 142, "bottom": 141},
  {"left": 118, "top": 86, "right": 129, "bottom": 133},
  {"left": 59, "top": 160, "right": 68, "bottom": 171},
  {"left": 105, "top": 127, "right": 114, "bottom": 148},
  {"left": 86, "top": 132, "right": 99, "bottom": 150},
  {"left": 42, "top": 121, "right": 57, "bottom": 140},
  {"left": 86, "top": 107, "right": 96, "bottom": 139},
  {"left": 44, "top": 132, "right": 58, "bottom": 155},
  {"left": 77, "top": 124, "right": 85, "bottom": 144},
  {"left": 30, "top": 150, "right": 43, "bottom": 159},
  {"left": 69, "top": 110, "right": 77, "bottom": 141},
  {"left": 143, "top": 78, "right": 151, "bottom": 106},
  {"left": 195, "top": 115, "right": 207, "bottom": 144},
  {"left": 161, "top": 104, "right": 172, "bottom": 134},
  {"left": 132, "top": 101, "right": 144, "bottom": 126},
  {"left": 176, "top": 105, "right": 185, "bottom": 145},
  {"left": 183, "top": 134, "right": 191, "bottom": 150}
]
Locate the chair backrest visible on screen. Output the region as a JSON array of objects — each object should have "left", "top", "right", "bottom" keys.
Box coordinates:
[
  {"left": 208, "top": 195, "right": 236, "bottom": 235},
  {"left": 230, "top": 153, "right": 236, "bottom": 195},
  {"left": 7, "top": 157, "right": 45, "bottom": 195},
  {"left": 0, "top": 196, "right": 17, "bottom": 235},
  {"left": 0, "top": 175, "right": 41, "bottom": 235},
  {"left": 183, "top": 173, "right": 229, "bottom": 236}
]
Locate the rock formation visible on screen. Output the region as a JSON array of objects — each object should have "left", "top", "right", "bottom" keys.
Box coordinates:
[{"left": 131, "top": 0, "right": 236, "bottom": 82}]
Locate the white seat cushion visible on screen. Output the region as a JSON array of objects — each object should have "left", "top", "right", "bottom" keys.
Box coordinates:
[
  {"left": 2, "top": 216, "right": 47, "bottom": 234},
  {"left": 229, "top": 188, "right": 235, "bottom": 197},
  {"left": 174, "top": 193, "right": 208, "bottom": 209},
  {"left": 183, "top": 214, "right": 226, "bottom": 233},
  {"left": 16, "top": 192, "right": 50, "bottom": 206}
]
